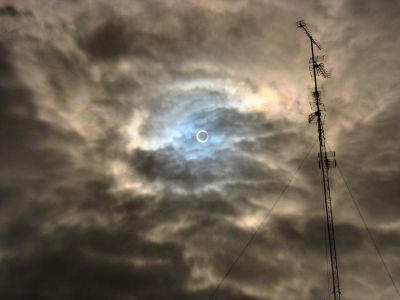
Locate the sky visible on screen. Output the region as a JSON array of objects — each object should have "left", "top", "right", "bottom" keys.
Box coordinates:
[{"left": 0, "top": 0, "right": 399, "bottom": 299}]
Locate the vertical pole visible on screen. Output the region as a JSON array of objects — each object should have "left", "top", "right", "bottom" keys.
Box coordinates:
[{"left": 303, "top": 24, "right": 341, "bottom": 300}]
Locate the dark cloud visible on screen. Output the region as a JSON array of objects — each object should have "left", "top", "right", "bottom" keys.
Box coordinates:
[
  {"left": 0, "top": 5, "right": 20, "bottom": 17},
  {"left": 79, "top": 19, "right": 132, "bottom": 60},
  {"left": 0, "top": 232, "right": 189, "bottom": 300},
  {"left": 0, "top": 0, "right": 399, "bottom": 299}
]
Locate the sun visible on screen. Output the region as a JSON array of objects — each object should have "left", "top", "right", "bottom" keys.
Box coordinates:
[{"left": 196, "top": 130, "right": 209, "bottom": 143}]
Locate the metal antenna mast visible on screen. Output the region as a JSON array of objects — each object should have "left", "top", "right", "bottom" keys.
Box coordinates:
[{"left": 297, "top": 20, "right": 341, "bottom": 300}]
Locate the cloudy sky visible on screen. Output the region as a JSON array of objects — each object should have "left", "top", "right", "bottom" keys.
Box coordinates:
[{"left": 0, "top": 0, "right": 399, "bottom": 299}]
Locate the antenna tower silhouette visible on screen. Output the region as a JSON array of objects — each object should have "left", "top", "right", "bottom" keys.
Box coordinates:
[{"left": 297, "top": 20, "right": 341, "bottom": 300}]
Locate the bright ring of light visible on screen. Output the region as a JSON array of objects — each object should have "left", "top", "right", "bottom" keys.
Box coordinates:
[{"left": 196, "top": 130, "right": 209, "bottom": 143}]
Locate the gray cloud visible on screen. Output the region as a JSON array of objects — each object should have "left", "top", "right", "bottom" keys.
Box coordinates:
[
  {"left": 0, "top": 0, "right": 399, "bottom": 299},
  {"left": 0, "top": 4, "right": 23, "bottom": 17}
]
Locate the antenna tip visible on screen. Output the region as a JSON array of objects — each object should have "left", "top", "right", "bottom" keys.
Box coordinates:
[{"left": 296, "top": 20, "right": 306, "bottom": 28}]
